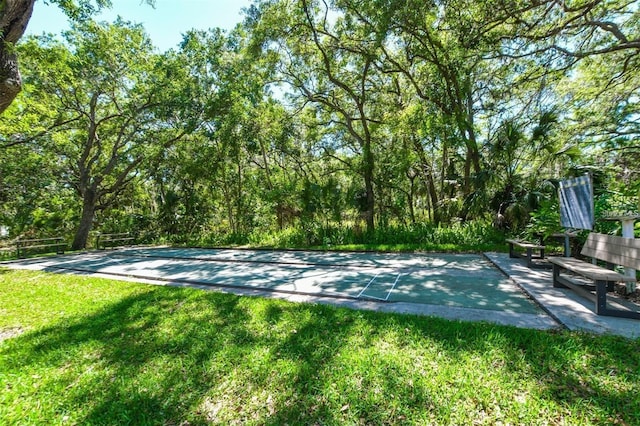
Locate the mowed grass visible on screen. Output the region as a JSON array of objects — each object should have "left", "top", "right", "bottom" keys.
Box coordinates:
[{"left": 1, "top": 268, "right": 639, "bottom": 425}]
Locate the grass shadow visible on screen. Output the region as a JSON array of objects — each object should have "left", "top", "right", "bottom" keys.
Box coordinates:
[{"left": 1, "top": 275, "right": 639, "bottom": 424}]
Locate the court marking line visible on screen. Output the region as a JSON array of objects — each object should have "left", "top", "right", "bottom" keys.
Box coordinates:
[
  {"left": 39, "top": 253, "right": 385, "bottom": 298},
  {"left": 384, "top": 273, "right": 402, "bottom": 301},
  {"left": 356, "top": 272, "right": 381, "bottom": 298},
  {"left": 359, "top": 273, "right": 402, "bottom": 302},
  {"left": 106, "top": 250, "right": 389, "bottom": 271},
  {"left": 33, "top": 252, "right": 384, "bottom": 297},
  {"left": 104, "top": 251, "right": 458, "bottom": 277},
  {"left": 37, "top": 264, "right": 369, "bottom": 301}
]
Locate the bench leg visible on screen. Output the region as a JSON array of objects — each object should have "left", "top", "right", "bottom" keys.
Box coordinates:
[
  {"left": 508, "top": 243, "right": 515, "bottom": 258},
  {"left": 593, "top": 280, "right": 640, "bottom": 319},
  {"left": 552, "top": 264, "right": 567, "bottom": 288},
  {"left": 525, "top": 247, "right": 533, "bottom": 268},
  {"left": 594, "top": 280, "right": 608, "bottom": 315}
]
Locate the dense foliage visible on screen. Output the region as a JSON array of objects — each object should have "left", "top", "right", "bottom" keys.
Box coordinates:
[{"left": 1, "top": 0, "right": 639, "bottom": 248}]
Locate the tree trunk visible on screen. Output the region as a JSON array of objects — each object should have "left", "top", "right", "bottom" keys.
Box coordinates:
[
  {"left": 458, "top": 89, "right": 481, "bottom": 196},
  {"left": 407, "top": 177, "right": 416, "bottom": 225},
  {"left": 72, "top": 190, "right": 97, "bottom": 250},
  {"left": 0, "top": 48, "right": 21, "bottom": 114},
  {"left": 425, "top": 171, "right": 440, "bottom": 225},
  {"left": 411, "top": 136, "right": 441, "bottom": 225},
  {"left": 0, "top": 0, "right": 36, "bottom": 114},
  {"left": 362, "top": 139, "right": 375, "bottom": 234}
]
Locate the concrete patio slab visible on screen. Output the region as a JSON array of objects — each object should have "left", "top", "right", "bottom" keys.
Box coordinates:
[{"left": 486, "top": 252, "right": 640, "bottom": 339}]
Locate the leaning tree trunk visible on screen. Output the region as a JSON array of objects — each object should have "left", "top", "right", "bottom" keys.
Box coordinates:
[
  {"left": 72, "top": 189, "right": 97, "bottom": 250},
  {"left": 0, "top": 48, "right": 21, "bottom": 114},
  {"left": 0, "top": 0, "right": 36, "bottom": 115}
]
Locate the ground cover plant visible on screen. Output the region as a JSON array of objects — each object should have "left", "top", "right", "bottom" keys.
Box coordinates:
[
  {"left": 1, "top": 268, "right": 639, "bottom": 425},
  {"left": 175, "top": 220, "right": 510, "bottom": 255}
]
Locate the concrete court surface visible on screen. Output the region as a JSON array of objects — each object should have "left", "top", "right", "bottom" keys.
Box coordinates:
[
  {"left": 95, "top": 247, "right": 542, "bottom": 313},
  {"left": 2, "top": 247, "right": 638, "bottom": 338}
]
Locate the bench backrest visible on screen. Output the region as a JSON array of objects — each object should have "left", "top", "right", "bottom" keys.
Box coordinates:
[
  {"left": 17, "top": 237, "right": 64, "bottom": 245},
  {"left": 581, "top": 233, "right": 640, "bottom": 270}
]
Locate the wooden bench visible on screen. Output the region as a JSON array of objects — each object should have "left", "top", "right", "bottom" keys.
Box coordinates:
[
  {"left": 506, "top": 239, "right": 547, "bottom": 268},
  {"left": 16, "top": 237, "right": 66, "bottom": 258},
  {"left": 548, "top": 233, "right": 640, "bottom": 319},
  {"left": 95, "top": 232, "right": 134, "bottom": 250}
]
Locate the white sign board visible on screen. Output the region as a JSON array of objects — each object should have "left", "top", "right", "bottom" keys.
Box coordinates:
[{"left": 559, "top": 174, "right": 594, "bottom": 230}]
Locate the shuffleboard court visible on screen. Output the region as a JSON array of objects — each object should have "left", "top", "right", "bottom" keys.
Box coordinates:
[{"left": 5, "top": 247, "right": 543, "bottom": 314}]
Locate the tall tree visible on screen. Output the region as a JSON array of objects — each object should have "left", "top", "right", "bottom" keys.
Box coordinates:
[
  {"left": 374, "top": 1, "right": 491, "bottom": 198},
  {"left": 252, "top": 0, "right": 393, "bottom": 233},
  {"left": 168, "top": 28, "right": 267, "bottom": 236},
  {"left": 15, "top": 20, "right": 186, "bottom": 248}
]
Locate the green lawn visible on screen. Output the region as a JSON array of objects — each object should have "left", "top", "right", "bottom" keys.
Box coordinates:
[{"left": 1, "top": 268, "right": 639, "bottom": 425}]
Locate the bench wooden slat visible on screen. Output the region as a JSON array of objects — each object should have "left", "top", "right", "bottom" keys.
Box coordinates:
[
  {"left": 16, "top": 237, "right": 66, "bottom": 258},
  {"left": 17, "top": 237, "right": 64, "bottom": 244},
  {"left": 17, "top": 243, "right": 65, "bottom": 250},
  {"left": 581, "top": 233, "right": 640, "bottom": 270},
  {"left": 506, "top": 238, "right": 547, "bottom": 268},
  {"left": 505, "top": 239, "right": 544, "bottom": 249},
  {"left": 96, "top": 232, "right": 134, "bottom": 250},
  {"left": 547, "top": 256, "right": 635, "bottom": 282}
]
